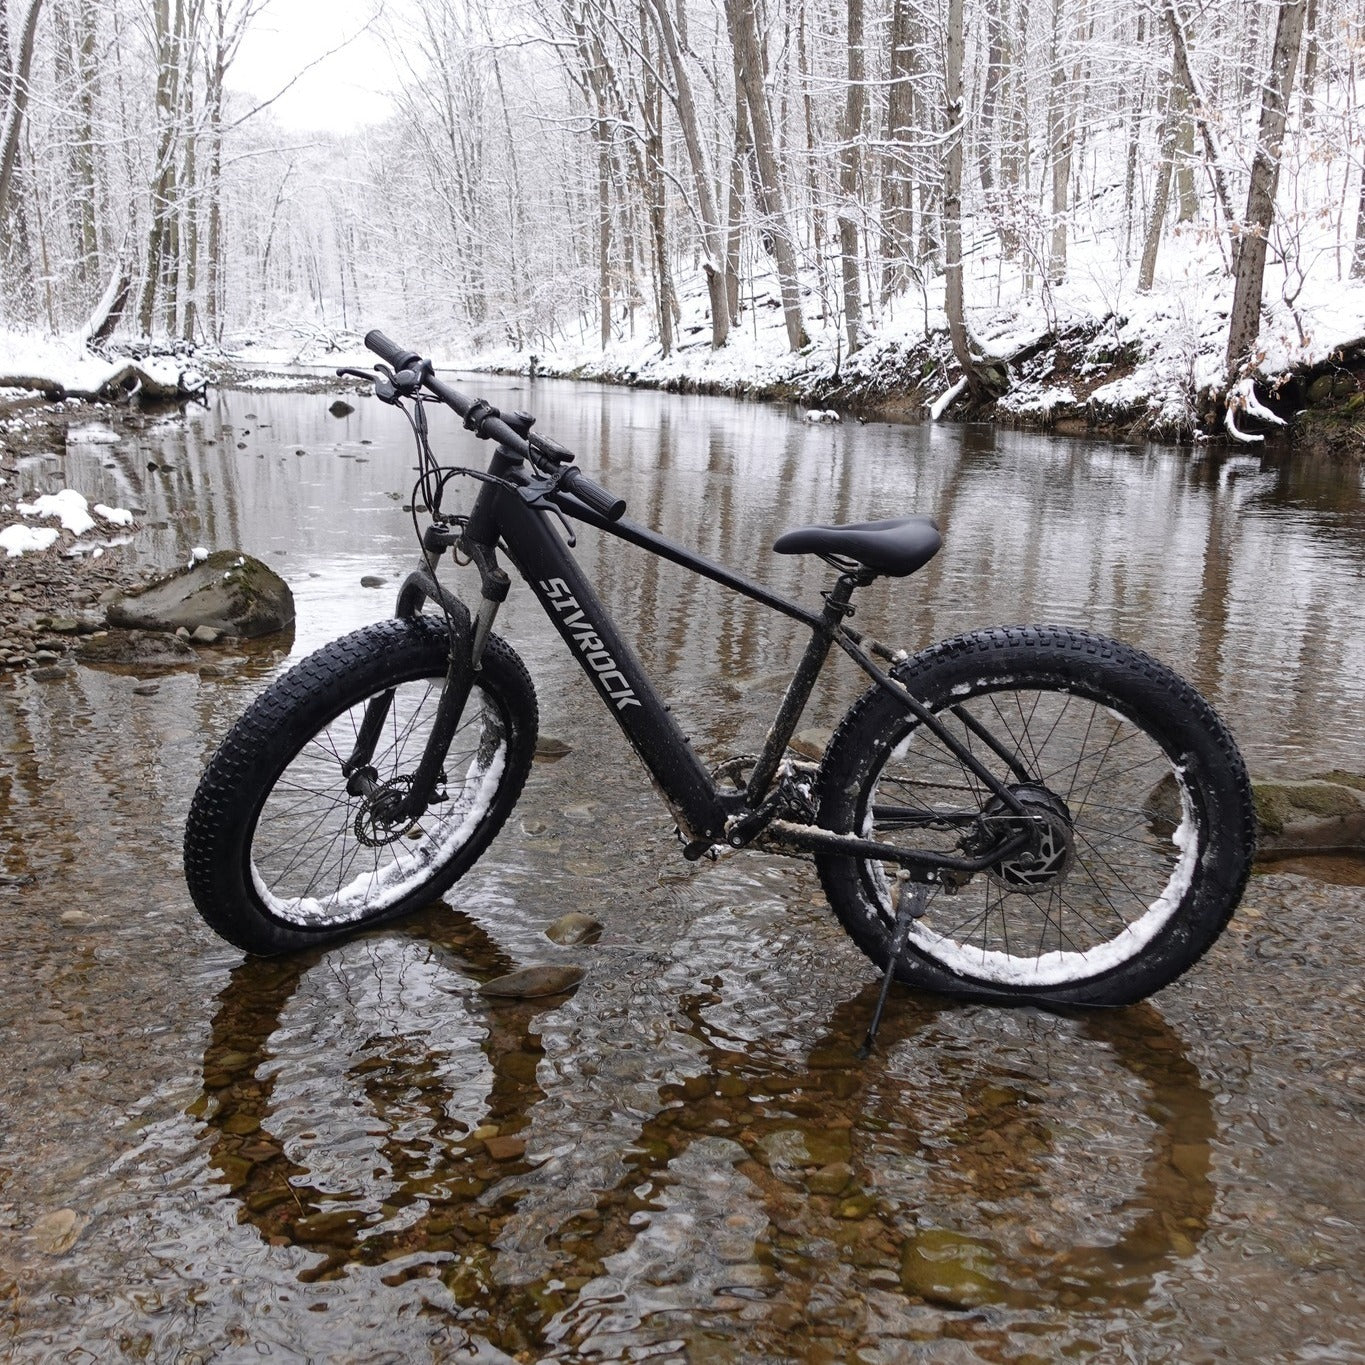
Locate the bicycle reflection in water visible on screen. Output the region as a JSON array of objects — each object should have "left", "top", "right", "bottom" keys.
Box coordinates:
[{"left": 198, "top": 906, "right": 1216, "bottom": 1358}]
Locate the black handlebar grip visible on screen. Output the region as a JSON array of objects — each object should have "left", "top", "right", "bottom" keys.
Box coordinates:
[
  {"left": 364, "top": 329, "right": 422, "bottom": 373},
  {"left": 560, "top": 467, "right": 627, "bottom": 522}
]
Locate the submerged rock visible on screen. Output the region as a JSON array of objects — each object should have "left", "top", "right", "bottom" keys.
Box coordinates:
[
  {"left": 790, "top": 727, "right": 832, "bottom": 760},
  {"left": 76, "top": 629, "right": 197, "bottom": 667},
  {"left": 545, "top": 912, "right": 603, "bottom": 945},
  {"left": 1147, "top": 770, "right": 1365, "bottom": 856},
  {"left": 479, "top": 964, "right": 586, "bottom": 999},
  {"left": 105, "top": 551, "right": 294, "bottom": 638},
  {"left": 32, "top": 1208, "right": 83, "bottom": 1255}
]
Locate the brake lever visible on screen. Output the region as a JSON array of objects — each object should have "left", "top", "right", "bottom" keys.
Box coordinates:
[{"left": 516, "top": 472, "right": 577, "bottom": 547}]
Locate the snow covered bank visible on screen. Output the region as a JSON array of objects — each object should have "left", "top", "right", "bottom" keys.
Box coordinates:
[{"left": 456, "top": 240, "right": 1365, "bottom": 449}]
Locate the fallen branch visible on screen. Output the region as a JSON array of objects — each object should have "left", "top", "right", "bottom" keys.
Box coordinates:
[{"left": 0, "top": 358, "right": 208, "bottom": 405}]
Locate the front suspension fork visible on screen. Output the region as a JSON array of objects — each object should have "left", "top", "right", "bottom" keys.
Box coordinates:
[{"left": 341, "top": 530, "right": 506, "bottom": 822}]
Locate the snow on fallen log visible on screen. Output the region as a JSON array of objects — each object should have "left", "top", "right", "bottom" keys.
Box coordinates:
[
  {"left": 0, "top": 331, "right": 208, "bottom": 405},
  {"left": 928, "top": 376, "right": 969, "bottom": 421},
  {"left": 1224, "top": 376, "right": 1288, "bottom": 444}
]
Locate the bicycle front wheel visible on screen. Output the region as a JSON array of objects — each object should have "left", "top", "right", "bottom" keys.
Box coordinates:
[
  {"left": 814, "top": 626, "right": 1254, "bottom": 1005},
  {"left": 185, "top": 615, "right": 538, "bottom": 955}
]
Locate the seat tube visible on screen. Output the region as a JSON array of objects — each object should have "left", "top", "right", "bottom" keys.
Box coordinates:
[{"left": 745, "top": 574, "right": 859, "bottom": 802}]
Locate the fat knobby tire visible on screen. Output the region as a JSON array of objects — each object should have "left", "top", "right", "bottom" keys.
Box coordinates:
[
  {"left": 813, "top": 625, "right": 1256, "bottom": 1005},
  {"left": 184, "top": 615, "right": 537, "bottom": 955}
]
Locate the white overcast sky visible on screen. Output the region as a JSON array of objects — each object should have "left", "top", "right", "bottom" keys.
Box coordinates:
[{"left": 230, "top": 0, "right": 406, "bottom": 132}]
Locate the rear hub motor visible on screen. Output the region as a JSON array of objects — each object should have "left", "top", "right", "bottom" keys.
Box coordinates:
[{"left": 978, "top": 783, "right": 1076, "bottom": 895}]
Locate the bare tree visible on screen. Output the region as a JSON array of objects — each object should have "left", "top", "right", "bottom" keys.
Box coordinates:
[
  {"left": 724, "top": 0, "right": 807, "bottom": 351},
  {"left": 1225, "top": 0, "right": 1307, "bottom": 376},
  {"left": 837, "top": 0, "right": 865, "bottom": 354}
]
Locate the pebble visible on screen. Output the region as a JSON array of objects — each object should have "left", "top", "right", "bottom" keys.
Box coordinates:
[
  {"left": 535, "top": 736, "right": 572, "bottom": 761},
  {"left": 360, "top": 575, "right": 386, "bottom": 588},
  {"left": 329, "top": 399, "right": 355, "bottom": 417},
  {"left": 190, "top": 625, "right": 219, "bottom": 644},
  {"left": 545, "top": 912, "right": 603, "bottom": 946},
  {"left": 32, "top": 649, "right": 59, "bottom": 663},
  {"left": 30, "top": 666, "right": 70, "bottom": 682},
  {"left": 132, "top": 682, "right": 160, "bottom": 696},
  {"left": 32, "top": 1208, "right": 83, "bottom": 1255}
]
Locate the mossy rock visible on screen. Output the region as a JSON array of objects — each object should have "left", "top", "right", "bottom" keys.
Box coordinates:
[
  {"left": 1149, "top": 772, "right": 1365, "bottom": 855},
  {"left": 1253, "top": 777, "right": 1365, "bottom": 854},
  {"left": 1307, "top": 374, "right": 1336, "bottom": 405},
  {"left": 106, "top": 551, "right": 294, "bottom": 638}
]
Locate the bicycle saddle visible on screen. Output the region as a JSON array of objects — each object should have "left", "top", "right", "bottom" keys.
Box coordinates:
[{"left": 772, "top": 516, "right": 941, "bottom": 577}]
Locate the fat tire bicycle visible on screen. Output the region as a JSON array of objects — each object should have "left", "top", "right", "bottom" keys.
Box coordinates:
[{"left": 183, "top": 330, "right": 1256, "bottom": 1017}]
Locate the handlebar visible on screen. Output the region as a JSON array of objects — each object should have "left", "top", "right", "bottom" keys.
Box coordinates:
[{"left": 360, "top": 329, "right": 627, "bottom": 523}]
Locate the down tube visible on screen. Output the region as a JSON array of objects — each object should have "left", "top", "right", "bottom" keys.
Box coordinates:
[{"left": 499, "top": 497, "right": 729, "bottom": 844}]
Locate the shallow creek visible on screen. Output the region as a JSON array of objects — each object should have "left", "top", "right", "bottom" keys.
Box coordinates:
[{"left": 1, "top": 379, "right": 1362, "bottom": 1361}]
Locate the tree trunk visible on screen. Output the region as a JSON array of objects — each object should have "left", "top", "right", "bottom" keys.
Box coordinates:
[
  {"left": 72, "top": 0, "right": 100, "bottom": 285},
  {"left": 0, "top": 0, "right": 46, "bottom": 230},
  {"left": 644, "top": 0, "right": 728, "bottom": 346},
  {"left": 879, "top": 0, "right": 916, "bottom": 298},
  {"left": 205, "top": 21, "right": 226, "bottom": 342},
  {"left": 640, "top": 4, "right": 672, "bottom": 358},
  {"left": 943, "top": 0, "right": 983, "bottom": 393},
  {"left": 725, "top": 78, "right": 748, "bottom": 326},
  {"left": 139, "top": 0, "right": 182, "bottom": 335},
  {"left": 1352, "top": 168, "right": 1365, "bottom": 280},
  {"left": 1162, "top": 0, "right": 1237, "bottom": 238},
  {"left": 837, "top": 0, "right": 865, "bottom": 355},
  {"left": 1225, "top": 0, "right": 1307, "bottom": 378},
  {"left": 724, "top": 0, "right": 806, "bottom": 351},
  {"left": 1300, "top": 0, "right": 1318, "bottom": 124},
  {"left": 1138, "top": 72, "right": 1180, "bottom": 292},
  {"left": 597, "top": 117, "right": 612, "bottom": 348}
]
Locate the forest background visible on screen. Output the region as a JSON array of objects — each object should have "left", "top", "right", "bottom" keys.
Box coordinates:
[{"left": 0, "top": 0, "right": 1362, "bottom": 434}]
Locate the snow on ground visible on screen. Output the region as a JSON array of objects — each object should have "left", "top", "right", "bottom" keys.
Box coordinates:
[{"left": 0, "top": 489, "right": 135, "bottom": 558}]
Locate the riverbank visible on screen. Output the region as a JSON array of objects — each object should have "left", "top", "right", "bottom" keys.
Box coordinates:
[{"left": 472, "top": 315, "right": 1365, "bottom": 457}]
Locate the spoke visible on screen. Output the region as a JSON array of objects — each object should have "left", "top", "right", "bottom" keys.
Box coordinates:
[
  {"left": 1068, "top": 844, "right": 1143, "bottom": 933},
  {"left": 1073, "top": 828, "right": 1169, "bottom": 917},
  {"left": 1063, "top": 702, "right": 1103, "bottom": 803}
]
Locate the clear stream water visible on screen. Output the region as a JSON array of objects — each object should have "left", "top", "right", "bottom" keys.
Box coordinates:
[{"left": 1, "top": 379, "right": 1362, "bottom": 1361}]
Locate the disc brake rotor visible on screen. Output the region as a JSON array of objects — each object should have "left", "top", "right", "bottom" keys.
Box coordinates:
[
  {"left": 354, "top": 775, "right": 418, "bottom": 847},
  {"left": 971, "top": 783, "right": 1077, "bottom": 896}
]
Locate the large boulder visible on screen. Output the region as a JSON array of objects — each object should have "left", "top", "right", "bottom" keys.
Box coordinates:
[
  {"left": 106, "top": 551, "right": 294, "bottom": 638},
  {"left": 1252, "top": 773, "right": 1365, "bottom": 856},
  {"left": 1146, "top": 771, "right": 1365, "bottom": 857}
]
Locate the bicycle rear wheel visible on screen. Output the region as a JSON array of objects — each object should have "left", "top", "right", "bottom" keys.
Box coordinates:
[
  {"left": 185, "top": 615, "right": 537, "bottom": 955},
  {"left": 814, "top": 626, "right": 1255, "bottom": 1005}
]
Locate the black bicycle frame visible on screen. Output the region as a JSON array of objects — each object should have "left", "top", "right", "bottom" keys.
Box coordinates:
[{"left": 443, "top": 444, "right": 1032, "bottom": 874}]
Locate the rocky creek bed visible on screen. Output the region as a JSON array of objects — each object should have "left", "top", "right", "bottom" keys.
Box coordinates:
[{"left": 1, "top": 378, "right": 1363, "bottom": 1358}]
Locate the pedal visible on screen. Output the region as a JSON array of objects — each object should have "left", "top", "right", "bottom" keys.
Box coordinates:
[{"left": 858, "top": 876, "right": 930, "bottom": 1057}]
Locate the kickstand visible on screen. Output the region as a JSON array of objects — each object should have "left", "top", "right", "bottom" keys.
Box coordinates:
[{"left": 858, "top": 876, "right": 930, "bottom": 1058}]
